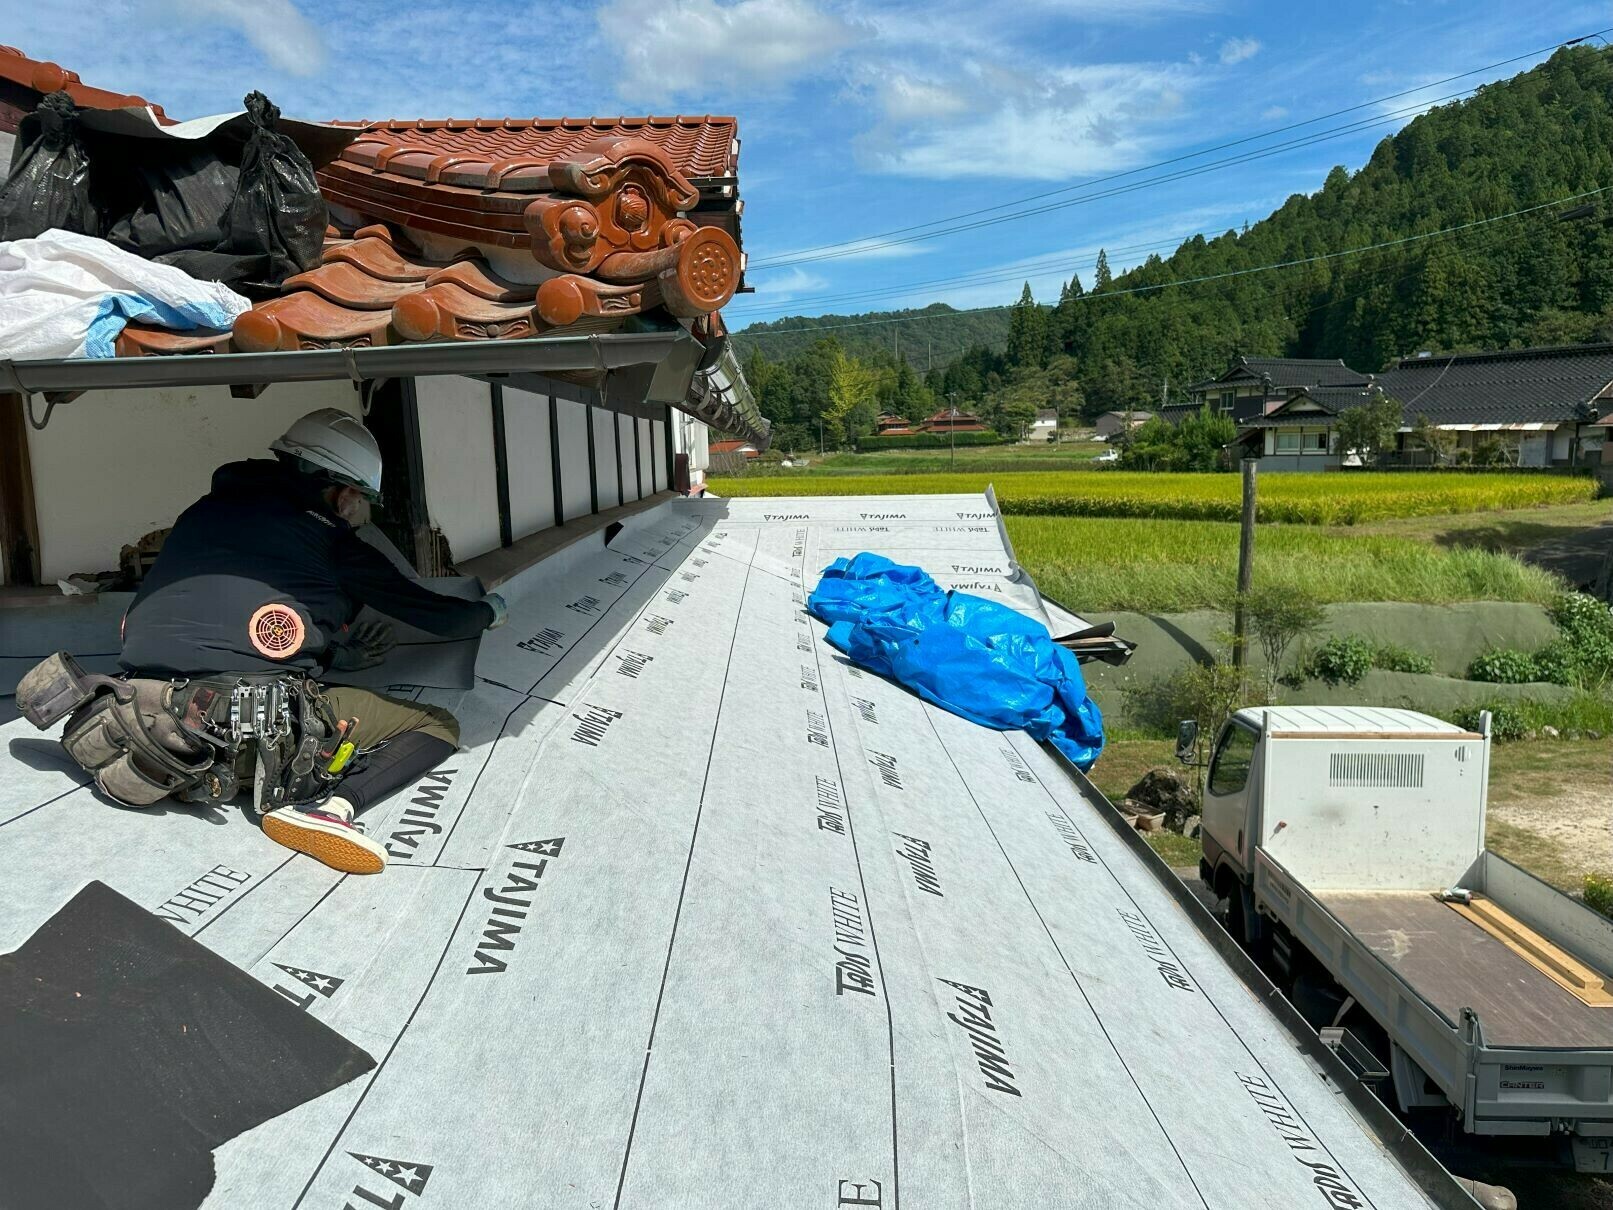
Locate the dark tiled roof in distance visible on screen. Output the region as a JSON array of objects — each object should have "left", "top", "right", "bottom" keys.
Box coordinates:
[
  {"left": 1228, "top": 357, "right": 1370, "bottom": 388},
  {"left": 1376, "top": 343, "right": 1613, "bottom": 425}
]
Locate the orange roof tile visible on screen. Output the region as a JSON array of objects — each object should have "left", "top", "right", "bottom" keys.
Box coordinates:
[
  {"left": 0, "top": 44, "right": 167, "bottom": 123},
  {"left": 334, "top": 115, "right": 737, "bottom": 188}
]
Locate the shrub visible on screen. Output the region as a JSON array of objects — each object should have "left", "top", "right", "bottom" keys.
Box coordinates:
[
  {"left": 1243, "top": 586, "right": 1325, "bottom": 692},
  {"left": 1371, "top": 642, "right": 1434, "bottom": 675},
  {"left": 1585, "top": 874, "right": 1613, "bottom": 918},
  {"left": 1303, "top": 635, "right": 1375, "bottom": 686},
  {"left": 1449, "top": 701, "right": 1529, "bottom": 740},
  {"left": 1529, "top": 639, "right": 1579, "bottom": 686},
  {"left": 1443, "top": 693, "right": 1613, "bottom": 741},
  {"left": 1467, "top": 647, "right": 1540, "bottom": 684},
  {"left": 1548, "top": 592, "right": 1613, "bottom": 689},
  {"left": 1122, "top": 660, "right": 1267, "bottom": 754}
]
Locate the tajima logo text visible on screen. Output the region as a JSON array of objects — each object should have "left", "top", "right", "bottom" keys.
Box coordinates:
[
  {"left": 1238, "top": 1072, "right": 1366, "bottom": 1208},
  {"left": 349, "top": 1151, "right": 434, "bottom": 1199},
  {"left": 830, "top": 886, "right": 876, "bottom": 998},
  {"left": 271, "top": 963, "right": 343, "bottom": 1011},
  {"left": 893, "top": 832, "right": 943, "bottom": 896},
  {"left": 764, "top": 513, "right": 810, "bottom": 521},
  {"left": 467, "top": 839, "right": 566, "bottom": 975},
  {"left": 1047, "top": 812, "right": 1096, "bottom": 864},
  {"left": 518, "top": 626, "right": 564, "bottom": 655},
  {"left": 939, "top": 978, "right": 1021, "bottom": 1096},
  {"left": 571, "top": 703, "right": 623, "bottom": 746},
  {"left": 1119, "top": 909, "right": 1195, "bottom": 992},
  {"left": 868, "top": 750, "right": 903, "bottom": 790},
  {"left": 814, "top": 776, "right": 846, "bottom": 834},
  {"left": 384, "top": 769, "right": 456, "bottom": 859},
  {"left": 859, "top": 512, "right": 906, "bottom": 520}
]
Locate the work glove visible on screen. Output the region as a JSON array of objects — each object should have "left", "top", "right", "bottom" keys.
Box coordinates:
[
  {"left": 484, "top": 592, "right": 508, "bottom": 630},
  {"left": 327, "top": 620, "right": 396, "bottom": 671}
]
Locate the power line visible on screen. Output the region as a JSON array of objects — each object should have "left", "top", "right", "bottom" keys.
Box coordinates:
[
  {"left": 725, "top": 232, "right": 1193, "bottom": 317},
  {"left": 741, "top": 187, "right": 1612, "bottom": 338},
  {"left": 746, "top": 86, "right": 1500, "bottom": 274},
  {"left": 746, "top": 29, "right": 1610, "bottom": 272}
]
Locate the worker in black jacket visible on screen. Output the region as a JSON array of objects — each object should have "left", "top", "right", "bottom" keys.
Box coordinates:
[{"left": 121, "top": 407, "right": 506, "bottom": 875}]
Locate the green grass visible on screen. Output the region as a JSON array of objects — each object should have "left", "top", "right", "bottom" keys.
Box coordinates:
[
  {"left": 711, "top": 469, "right": 1596, "bottom": 524},
  {"left": 1004, "top": 515, "right": 1564, "bottom": 612}
]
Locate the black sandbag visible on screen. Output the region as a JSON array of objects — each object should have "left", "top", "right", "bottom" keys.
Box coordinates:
[
  {"left": 215, "top": 91, "right": 325, "bottom": 285},
  {"left": 104, "top": 147, "right": 239, "bottom": 259},
  {"left": 0, "top": 91, "right": 98, "bottom": 240}
]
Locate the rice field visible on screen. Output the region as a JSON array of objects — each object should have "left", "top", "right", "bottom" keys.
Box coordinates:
[
  {"left": 1005, "top": 515, "right": 1565, "bottom": 612},
  {"left": 711, "top": 470, "right": 1596, "bottom": 525}
]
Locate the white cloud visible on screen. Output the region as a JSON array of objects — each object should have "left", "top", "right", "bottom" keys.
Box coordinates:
[
  {"left": 1218, "top": 37, "right": 1261, "bottom": 65},
  {"left": 854, "top": 61, "right": 1192, "bottom": 181},
  {"left": 185, "top": 0, "right": 325, "bottom": 76},
  {"left": 596, "top": 0, "right": 857, "bottom": 102},
  {"left": 1261, "top": 105, "right": 1288, "bottom": 120},
  {"left": 752, "top": 266, "right": 831, "bottom": 302}
]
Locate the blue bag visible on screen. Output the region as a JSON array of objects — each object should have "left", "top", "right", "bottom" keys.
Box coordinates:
[{"left": 808, "top": 553, "right": 1103, "bottom": 769}]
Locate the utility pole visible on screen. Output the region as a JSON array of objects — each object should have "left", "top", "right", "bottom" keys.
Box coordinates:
[
  {"left": 948, "top": 391, "right": 959, "bottom": 472},
  {"left": 818, "top": 417, "right": 824, "bottom": 458},
  {"left": 1232, "top": 457, "right": 1258, "bottom": 670}
]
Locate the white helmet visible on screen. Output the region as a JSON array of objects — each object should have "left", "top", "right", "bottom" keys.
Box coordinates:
[{"left": 271, "top": 408, "right": 383, "bottom": 495}]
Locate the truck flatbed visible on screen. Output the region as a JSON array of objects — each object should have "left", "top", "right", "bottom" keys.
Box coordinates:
[{"left": 1323, "top": 890, "right": 1613, "bottom": 1049}]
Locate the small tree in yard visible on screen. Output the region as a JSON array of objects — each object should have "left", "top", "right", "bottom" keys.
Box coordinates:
[
  {"left": 1335, "top": 392, "right": 1404, "bottom": 465},
  {"left": 1243, "top": 586, "right": 1325, "bottom": 694},
  {"left": 1410, "top": 413, "right": 1458, "bottom": 466}
]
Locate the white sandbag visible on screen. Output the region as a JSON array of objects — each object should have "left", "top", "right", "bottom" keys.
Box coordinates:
[{"left": 0, "top": 228, "right": 250, "bottom": 360}]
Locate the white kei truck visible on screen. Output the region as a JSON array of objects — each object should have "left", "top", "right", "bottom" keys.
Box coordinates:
[{"left": 1188, "top": 705, "right": 1613, "bottom": 1177}]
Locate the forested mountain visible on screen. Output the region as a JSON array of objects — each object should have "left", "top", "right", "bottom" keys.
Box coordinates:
[
  {"left": 733, "top": 304, "right": 1012, "bottom": 365},
  {"left": 741, "top": 46, "right": 1613, "bottom": 451}
]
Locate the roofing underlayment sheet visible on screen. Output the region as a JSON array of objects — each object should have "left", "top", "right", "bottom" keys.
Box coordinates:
[{"left": 0, "top": 493, "right": 1452, "bottom": 1208}]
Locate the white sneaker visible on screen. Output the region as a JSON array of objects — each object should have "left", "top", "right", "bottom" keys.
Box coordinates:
[{"left": 261, "top": 797, "right": 386, "bottom": 874}]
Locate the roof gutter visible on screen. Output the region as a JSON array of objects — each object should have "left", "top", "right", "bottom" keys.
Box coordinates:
[{"left": 0, "top": 332, "right": 693, "bottom": 396}]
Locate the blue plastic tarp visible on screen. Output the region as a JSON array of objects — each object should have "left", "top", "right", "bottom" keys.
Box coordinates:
[{"left": 808, "top": 553, "right": 1103, "bottom": 769}]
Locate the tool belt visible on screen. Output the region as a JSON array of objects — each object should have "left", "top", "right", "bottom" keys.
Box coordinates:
[{"left": 17, "top": 652, "right": 346, "bottom": 811}]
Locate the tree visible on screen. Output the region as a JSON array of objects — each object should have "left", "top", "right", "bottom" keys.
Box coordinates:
[
  {"left": 1093, "top": 249, "right": 1112, "bottom": 291},
  {"left": 1243, "top": 586, "right": 1325, "bottom": 696},
  {"left": 822, "top": 348, "right": 879, "bottom": 448},
  {"left": 1410, "top": 413, "right": 1458, "bottom": 466},
  {"left": 1334, "top": 392, "right": 1404, "bottom": 465},
  {"left": 1005, "top": 283, "right": 1050, "bottom": 371}
]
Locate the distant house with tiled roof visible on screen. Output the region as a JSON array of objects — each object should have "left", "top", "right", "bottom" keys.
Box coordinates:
[
  {"left": 1226, "top": 344, "right": 1613, "bottom": 470},
  {"left": 1093, "top": 409, "right": 1155, "bottom": 439},
  {"left": 1187, "top": 356, "right": 1371, "bottom": 424},
  {"left": 875, "top": 412, "right": 919, "bottom": 436},
  {"left": 921, "top": 407, "right": 990, "bottom": 434}
]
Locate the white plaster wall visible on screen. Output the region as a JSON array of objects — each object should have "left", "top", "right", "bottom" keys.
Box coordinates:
[
  {"left": 415, "top": 375, "right": 501, "bottom": 562},
  {"left": 638, "top": 417, "right": 654, "bottom": 497},
  {"left": 650, "top": 419, "right": 668, "bottom": 492},
  {"left": 502, "top": 387, "right": 554, "bottom": 538},
  {"left": 592, "top": 407, "right": 620, "bottom": 510},
  {"left": 556, "top": 398, "right": 592, "bottom": 522},
  {"left": 26, "top": 380, "right": 361, "bottom": 582},
  {"left": 617, "top": 415, "right": 640, "bottom": 503}
]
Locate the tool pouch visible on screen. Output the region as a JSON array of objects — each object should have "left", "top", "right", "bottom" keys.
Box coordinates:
[
  {"left": 16, "top": 651, "right": 132, "bottom": 729},
  {"left": 59, "top": 679, "right": 213, "bottom": 807}
]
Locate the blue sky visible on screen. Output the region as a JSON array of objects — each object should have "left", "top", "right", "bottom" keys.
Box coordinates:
[{"left": 12, "top": 1, "right": 1610, "bottom": 338}]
